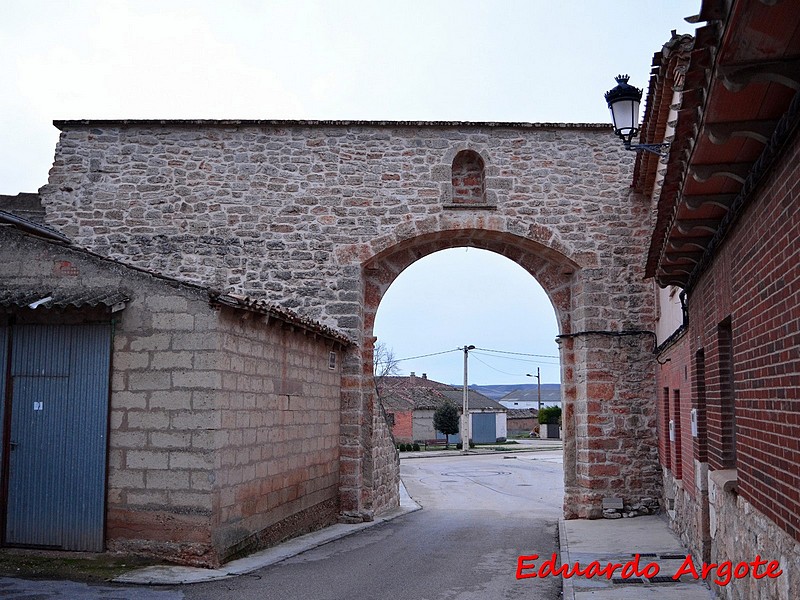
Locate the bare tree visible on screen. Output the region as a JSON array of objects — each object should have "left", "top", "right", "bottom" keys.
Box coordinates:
[{"left": 374, "top": 341, "right": 401, "bottom": 396}]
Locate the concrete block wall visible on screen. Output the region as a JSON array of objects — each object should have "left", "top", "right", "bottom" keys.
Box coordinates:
[
  {"left": 107, "top": 285, "right": 221, "bottom": 566},
  {"left": 211, "top": 308, "right": 341, "bottom": 562},
  {"left": 0, "top": 228, "right": 346, "bottom": 566}
]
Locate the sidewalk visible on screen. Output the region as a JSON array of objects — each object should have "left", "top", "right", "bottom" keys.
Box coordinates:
[
  {"left": 112, "top": 480, "right": 421, "bottom": 585},
  {"left": 400, "top": 438, "right": 563, "bottom": 459},
  {"left": 558, "top": 515, "right": 715, "bottom": 599}
]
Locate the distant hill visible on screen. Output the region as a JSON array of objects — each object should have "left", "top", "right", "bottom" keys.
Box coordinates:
[{"left": 462, "top": 383, "right": 561, "bottom": 401}]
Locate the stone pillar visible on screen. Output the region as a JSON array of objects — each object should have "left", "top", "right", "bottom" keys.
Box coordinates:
[{"left": 563, "top": 331, "right": 660, "bottom": 518}]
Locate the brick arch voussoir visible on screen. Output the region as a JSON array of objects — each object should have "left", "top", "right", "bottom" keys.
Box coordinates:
[{"left": 361, "top": 222, "right": 582, "bottom": 337}]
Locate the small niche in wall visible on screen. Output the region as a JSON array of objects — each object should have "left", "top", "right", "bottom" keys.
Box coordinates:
[{"left": 451, "top": 150, "right": 486, "bottom": 205}]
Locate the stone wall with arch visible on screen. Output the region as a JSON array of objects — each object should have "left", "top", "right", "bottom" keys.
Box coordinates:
[{"left": 41, "top": 119, "right": 660, "bottom": 520}]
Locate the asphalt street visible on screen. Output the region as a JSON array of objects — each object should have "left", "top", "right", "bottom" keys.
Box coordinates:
[{"left": 0, "top": 450, "right": 564, "bottom": 600}]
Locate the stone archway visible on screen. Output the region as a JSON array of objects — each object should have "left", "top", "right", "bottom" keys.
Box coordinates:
[
  {"left": 40, "top": 119, "right": 662, "bottom": 525},
  {"left": 338, "top": 217, "right": 661, "bottom": 522}
]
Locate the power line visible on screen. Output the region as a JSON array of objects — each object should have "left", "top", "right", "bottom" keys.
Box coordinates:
[
  {"left": 470, "top": 353, "right": 527, "bottom": 377},
  {"left": 471, "top": 351, "right": 559, "bottom": 365},
  {"left": 394, "top": 348, "right": 461, "bottom": 363},
  {"left": 390, "top": 346, "right": 560, "bottom": 365},
  {"left": 475, "top": 347, "right": 559, "bottom": 359}
]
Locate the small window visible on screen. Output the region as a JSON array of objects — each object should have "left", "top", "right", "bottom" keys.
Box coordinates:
[
  {"left": 717, "top": 319, "right": 736, "bottom": 468},
  {"left": 693, "top": 349, "right": 707, "bottom": 461},
  {"left": 451, "top": 150, "right": 486, "bottom": 205},
  {"left": 328, "top": 351, "right": 337, "bottom": 370},
  {"left": 662, "top": 386, "right": 671, "bottom": 470},
  {"left": 672, "top": 389, "right": 682, "bottom": 479}
]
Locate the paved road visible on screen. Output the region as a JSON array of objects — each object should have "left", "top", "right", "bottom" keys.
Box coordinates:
[{"left": 0, "top": 451, "right": 564, "bottom": 599}]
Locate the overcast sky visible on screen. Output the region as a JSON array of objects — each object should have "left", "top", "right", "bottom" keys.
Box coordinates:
[{"left": 1, "top": 0, "right": 699, "bottom": 386}]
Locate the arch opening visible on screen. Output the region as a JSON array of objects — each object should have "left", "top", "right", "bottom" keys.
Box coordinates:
[{"left": 342, "top": 226, "right": 659, "bottom": 526}]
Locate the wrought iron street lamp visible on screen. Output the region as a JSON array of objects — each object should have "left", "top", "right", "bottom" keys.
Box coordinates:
[{"left": 604, "top": 74, "right": 669, "bottom": 157}]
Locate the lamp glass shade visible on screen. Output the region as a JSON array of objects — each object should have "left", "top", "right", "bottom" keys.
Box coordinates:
[
  {"left": 610, "top": 97, "right": 640, "bottom": 140},
  {"left": 604, "top": 75, "right": 643, "bottom": 143}
]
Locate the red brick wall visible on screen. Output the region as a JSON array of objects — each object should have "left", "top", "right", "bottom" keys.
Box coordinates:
[
  {"left": 390, "top": 410, "right": 413, "bottom": 443},
  {"left": 686, "top": 130, "right": 800, "bottom": 542},
  {"left": 656, "top": 334, "right": 695, "bottom": 496}
]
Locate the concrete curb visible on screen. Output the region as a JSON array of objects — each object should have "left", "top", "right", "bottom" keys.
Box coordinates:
[
  {"left": 400, "top": 445, "right": 563, "bottom": 460},
  {"left": 558, "top": 519, "right": 574, "bottom": 600},
  {"left": 113, "top": 480, "right": 422, "bottom": 586}
]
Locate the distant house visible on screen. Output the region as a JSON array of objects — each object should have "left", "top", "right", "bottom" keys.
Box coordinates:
[
  {"left": 378, "top": 374, "right": 507, "bottom": 443},
  {"left": 498, "top": 384, "right": 561, "bottom": 409},
  {"left": 506, "top": 408, "right": 539, "bottom": 436}
]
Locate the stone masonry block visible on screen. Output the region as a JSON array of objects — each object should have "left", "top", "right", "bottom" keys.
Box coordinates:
[
  {"left": 173, "top": 370, "right": 222, "bottom": 389},
  {"left": 112, "top": 391, "right": 147, "bottom": 410},
  {"left": 150, "top": 431, "right": 191, "bottom": 448},
  {"left": 152, "top": 313, "right": 195, "bottom": 331},
  {"left": 171, "top": 410, "right": 221, "bottom": 430},
  {"left": 169, "top": 451, "right": 213, "bottom": 470},
  {"left": 127, "top": 450, "right": 169, "bottom": 470},
  {"left": 129, "top": 371, "right": 171, "bottom": 391},
  {"left": 109, "top": 469, "right": 145, "bottom": 489},
  {"left": 145, "top": 295, "right": 190, "bottom": 312},
  {"left": 149, "top": 390, "right": 192, "bottom": 410},
  {"left": 146, "top": 470, "right": 191, "bottom": 490},
  {"left": 127, "top": 410, "right": 170, "bottom": 430},
  {"left": 170, "top": 491, "right": 212, "bottom": 510},
  {"left": 130, "top": 333, "right": 172, "bottom": 352},
  {"left": 150, "top": 351, "right": 194, "bottom": 370},
  {"left": 172, "top": 332, "right": 217, "bottom": 350},
  {"left": 114, "top": 351, "right": 150, "bottom": 370}
]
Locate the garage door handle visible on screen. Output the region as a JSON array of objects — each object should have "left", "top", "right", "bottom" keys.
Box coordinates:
[{"left": 9, "top": 441, "right": 18, "bottom": 450}]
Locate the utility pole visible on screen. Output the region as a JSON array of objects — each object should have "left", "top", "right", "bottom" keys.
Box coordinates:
[
  {"left": 527, "top": 368, "right": 542, "bottom": 413},
  {"left": 462, "top": 345, "right": 475, "bottom": 454},
  {"left": 537, "top": 367, "right": 541, "bottom": 413}
]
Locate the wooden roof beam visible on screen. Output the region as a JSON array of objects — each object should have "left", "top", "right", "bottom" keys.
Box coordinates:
[
  {"left": 675, "top": 219, "right": 721, "bottom": 235},
  {"left": 663, "top": 250, "right": 704, "bottom": 264},
  {"left": 667, "top": 236, "right": 712, "bottom": 252},
  {"left": 690, "top": 162, "right": 752, "bottom": 184},
  {"left": 684, "top": 193, "right": 737, "bottom": 210},
  {"left": 705, "top": 119, "right": 780, "bottom": 144},
  {"left": 718, "top": 58, "right": 800, "bottom": 93}
]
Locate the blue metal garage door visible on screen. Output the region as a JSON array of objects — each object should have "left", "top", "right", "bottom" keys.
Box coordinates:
[
  {"left": 472, "top": 413, "right": 497, "bottom": 444},
  {"left": 3, "top": 324, "right": 111, "bottom": 551}
]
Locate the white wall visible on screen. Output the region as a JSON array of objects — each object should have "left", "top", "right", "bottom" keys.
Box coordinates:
[{"left": 655, "top": 282, "right": 685, "bottom": 345}]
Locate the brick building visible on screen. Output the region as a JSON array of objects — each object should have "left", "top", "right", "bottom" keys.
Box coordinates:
[
  {"left": 378, "top": 374, "right": 508, "bottom": 444},
  {"left": 638, "top": 1, "right": 800, "bottom": 598}
]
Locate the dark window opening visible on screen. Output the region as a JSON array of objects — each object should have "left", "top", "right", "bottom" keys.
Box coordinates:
[{"left": 718, "top": 318, "right": 736, "bottom": 468}]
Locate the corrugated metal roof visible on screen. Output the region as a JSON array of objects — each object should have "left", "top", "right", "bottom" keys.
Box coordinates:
[
  {"left": 210, "top": 293, "right": 352, "bottom": 346},
  {"left": 0, "top": 209, "right": 70, "bottom": 243},
  {"left": 0, "top": 289, "right": 129, "bottom": 311}
]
